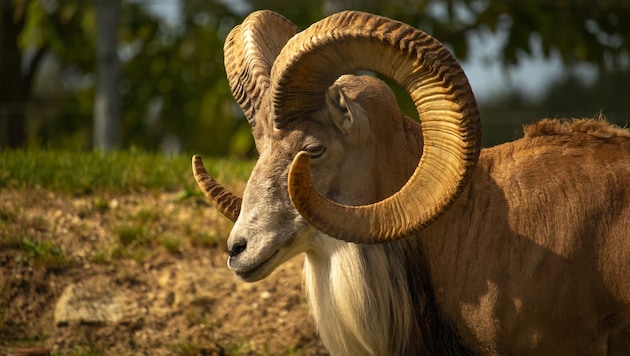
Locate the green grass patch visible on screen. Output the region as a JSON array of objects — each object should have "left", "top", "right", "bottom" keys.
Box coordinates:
[
  {"left": 116, "top": 224, "right": 147, "bottom": 246},
  {"left": 88, "top": 249, "right": 113, "bottom": 265},
  {"left": 0, "top": 149, "right": 249, "bottom": 266},
  {"left": 160, "top": 235, "right": 182, "bottom": 254},
  {"left": 0, "top": 149, "right": 254, "bottom": 195},
  {"left": 18, "top": 237, "right": 76, "bottom": 271},
  {"left": 91, "top": 197, "right": 110, "bottom": 213}
]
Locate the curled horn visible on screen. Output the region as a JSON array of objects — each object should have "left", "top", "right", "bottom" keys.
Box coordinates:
[
  {"left": 192, "top": 155, "right": 241, "bottom": 222},
  {"left": 224, "top": 10, "right": 299, "bottom": 126},
  {"left": 272, "top": 11, "right": 481, "bottom": 243},
  {"left": 195, "top": 11, "right": 299, "bottom": 220}
]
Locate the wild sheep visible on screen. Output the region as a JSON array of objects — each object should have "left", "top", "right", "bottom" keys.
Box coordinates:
[{"left": 192, "top": 10, "right": 630, "bottom": 355}]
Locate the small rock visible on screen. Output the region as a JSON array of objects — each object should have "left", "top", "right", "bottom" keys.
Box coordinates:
[{"left": 54, "top": 277, "right": 142, "bottom": 326}]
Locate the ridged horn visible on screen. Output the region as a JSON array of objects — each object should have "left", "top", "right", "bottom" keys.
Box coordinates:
[
  {"left": 278, "top": 11, "right": 481, "bottom": 243},
  {"left": 224, "top": 10, "right": 299, "bottom": 125},
  {"left": 192, "top": 155, "right": 241, "bottom": 222}
]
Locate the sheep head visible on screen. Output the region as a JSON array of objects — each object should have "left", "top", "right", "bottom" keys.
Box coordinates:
[{"left": 193, "top": 10, "right": 481, "bottom": 280}]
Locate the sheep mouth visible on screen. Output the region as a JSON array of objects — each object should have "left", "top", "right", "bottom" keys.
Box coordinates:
[{"left": 235, "top": 250, "right": 280, "bottom": 282}]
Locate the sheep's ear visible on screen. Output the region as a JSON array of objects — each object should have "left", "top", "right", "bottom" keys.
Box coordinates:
[{"left": 326, "top": 84, "right": 369, "bottom": 144}]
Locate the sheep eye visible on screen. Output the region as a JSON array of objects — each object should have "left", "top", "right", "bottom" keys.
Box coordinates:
[{"left": 304, "top": 145, "right": 326, "bottom": 159}]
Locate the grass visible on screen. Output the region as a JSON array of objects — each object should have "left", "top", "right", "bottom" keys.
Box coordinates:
[
  {"left": 0, "top": 148, "right": 254, "bottom": 195},
  {"left": 0, "top": 149, "right": 267, "bottom": 353},
  {"left": 19, "top": 237, "right": 76, "bottom": 271},
  {"left": 0, "top": 197, "right": 76, "bottom": 271},
  {"left": 116, "top": 223, "right": 147, "bottom": 246},
  {"left": 0, "top": 148, "right": 252, "bottom": 267},
  {"left": 160, "top": 235, "right": 182, "bottom": 254}
]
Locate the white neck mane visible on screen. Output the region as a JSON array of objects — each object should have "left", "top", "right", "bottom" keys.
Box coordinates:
[{"left": 304, "top": 235, "right": 415, "bottom": 355}]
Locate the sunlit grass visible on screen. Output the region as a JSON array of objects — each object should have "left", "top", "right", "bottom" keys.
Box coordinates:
[
  {"left": 0, "top": 148, "right": 250, "bottom": 266},
  {"left": 0, "top": 149, "right": 254, "bottom": 195},
  {"left": 0, "top": 149, "right": 261, "bottom": 353}
]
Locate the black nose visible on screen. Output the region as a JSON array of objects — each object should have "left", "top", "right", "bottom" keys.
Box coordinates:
[{"left": 228, "top": 240, "right": 247, "bottom": 257}]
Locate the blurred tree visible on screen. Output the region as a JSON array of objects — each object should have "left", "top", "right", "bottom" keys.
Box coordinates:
[
  {"left": 480, "top": 69, "right": 630, "bottom": 147},
  {"left": 94, "top": 0, "right": 121, "bottom": 151},
  {"left": 2, "top": 0, "right": 628, "bottom": 152},
  {"left": 246, "top": 0, "right": 629, "bottom": 126},
  {"left": 538, "top": 70, "right": 630, "bottom": 121},
  {"left": 1, "top": 0, "right": 94, "bottom": 149},
  {"left": 119, "top": 1, "right": 244, "bottom": 155},
  {"left": 475, "top": 0, "right": 629, "bottom": 69},
  {"left": 0, "top": 0, "right": 37, "bottom": 148},
  {"left": 332, "top": 0, "right": 630, "bottom": 70}
]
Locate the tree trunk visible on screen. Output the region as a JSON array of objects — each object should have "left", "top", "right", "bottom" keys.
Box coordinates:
[
  {"left": 0, "top": 2, "right": 26, "bottom": 148},
  {"left": 93, "top": 0, "right": 121, "bottom": 151}
]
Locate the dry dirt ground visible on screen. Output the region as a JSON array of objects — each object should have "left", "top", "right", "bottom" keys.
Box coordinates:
[{"left": 0, "top": 187, "right": 328, "bottom": 355}]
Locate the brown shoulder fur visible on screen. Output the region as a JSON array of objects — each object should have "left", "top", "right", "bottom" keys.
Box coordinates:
[{"left": 523, "top": 115, "right": 630, "bottom": 139}]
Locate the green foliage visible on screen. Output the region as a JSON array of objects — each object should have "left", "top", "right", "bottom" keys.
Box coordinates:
[
  {"left": 8, "top": 0, "right": 96, "bottom": 149},
  {"left": 119, "top": 1, "right": 249, "bottom": 155},
  {"left": 5, "top": 0, "right": 629, "bottom": 152},
  {"left": 19, "top": 0, "right": 95, "bottom": 68},
  {"left": 480, "top": 69, "right": 630, "bottom": 147},
  {"left": 475, "top": 0, "right": 630, "bottom": 67}
]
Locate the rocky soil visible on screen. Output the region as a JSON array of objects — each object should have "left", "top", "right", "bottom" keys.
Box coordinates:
[{"left": 0, "top": 188, "right": 327, "bottom": 355}]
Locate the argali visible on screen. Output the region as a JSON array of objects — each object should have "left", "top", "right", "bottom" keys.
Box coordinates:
[{"left": 193, "top": 10, "right": 630, "bottom": 355}]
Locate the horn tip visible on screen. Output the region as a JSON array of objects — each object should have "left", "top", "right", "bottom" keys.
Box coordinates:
[
  {"left": 192, "top": 155, "right": 208, "bottom": 175},
  {"left": 289, "top": 152, "right": 312, "bottom": 179}
]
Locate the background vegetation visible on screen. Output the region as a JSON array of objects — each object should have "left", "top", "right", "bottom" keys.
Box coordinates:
[
  {"left": 1, "top": 0, "right": 629, "bottom": 153},
  {"left": 0, "top": 2, "right": 628, "bottom": 353},
  {"left": 0, "top": 149, "right": 252, "bottom": 194}
]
